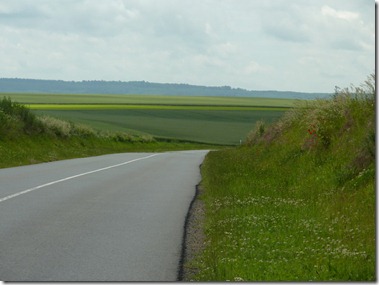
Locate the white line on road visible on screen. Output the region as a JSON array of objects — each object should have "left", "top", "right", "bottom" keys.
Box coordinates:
[{"left": 0, "top": 153, "right": 160, "bottom": 203}]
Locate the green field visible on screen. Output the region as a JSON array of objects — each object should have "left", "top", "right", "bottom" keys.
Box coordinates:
[
  {"left": 1, "top": 93, "right": 297, "bottom": 107},
  {"left": 34, "top": 109, "right": 284, "bottom": 145},
  {"left": 2, "top": 93, "right": 295, "bottom": 145}
]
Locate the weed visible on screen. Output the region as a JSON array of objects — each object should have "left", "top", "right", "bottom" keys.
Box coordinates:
[
  {"left": 303, "top": 123, "right": 318, "bottom": 150},
  {"left": 246, "top": 120, "right": 265, "bottom": 145}
]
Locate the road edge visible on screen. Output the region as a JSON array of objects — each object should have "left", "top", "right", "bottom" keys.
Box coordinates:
[{"left": 177, "top": 168, "right": 206, "bottom": 281}]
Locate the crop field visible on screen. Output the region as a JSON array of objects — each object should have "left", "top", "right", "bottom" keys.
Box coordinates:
[
  {"left": 1, "top": 93, "right": 297, "bottom": 107},
  {"left": 2, "top": 93, "right": 295, "bottom": 145},
  {"left": 34, "top": 109, "right": 285, "bottom": 145}
]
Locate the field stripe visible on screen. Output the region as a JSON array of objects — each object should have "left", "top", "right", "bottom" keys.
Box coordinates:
[{"left": 0, "top": 154, "right": 160, "bottom": 203}]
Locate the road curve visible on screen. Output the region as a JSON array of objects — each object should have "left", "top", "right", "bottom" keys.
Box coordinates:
[{"left": 0, "top": 150, "right": 208, "bottom": 281}]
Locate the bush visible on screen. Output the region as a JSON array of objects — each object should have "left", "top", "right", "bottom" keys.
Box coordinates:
[
  {"left": 0, "top": 109, "right": 20, "bottom": 138},
  {"left": 70, "top": 123, "right": 97, "bottom": 138},
  {"left": 37, "top": 116, "right": 72, "bottom": 138},
  {"left": 0, "top": 96, "right": 42, "bottom": 136}
]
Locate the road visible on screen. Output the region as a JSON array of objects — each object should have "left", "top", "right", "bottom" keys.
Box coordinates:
[{"left": 0, "top": 150, "right": 208, "bottom": 281}]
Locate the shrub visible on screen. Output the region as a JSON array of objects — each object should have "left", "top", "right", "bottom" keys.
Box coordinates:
[
  {"left": 37, "top": 116, "right": 72, "bottom": 138},
  {"left": 70, "top": 123, "right": 97, "bottom": 138},
  {"left": 0, "top": 96, "right": 43, "bottom": 136},
  {"left": 0, "top": 109, "right": 20, "bottom": 138},
  {"left": 109, "top": 131, "right": 154, "bottom": 143}
]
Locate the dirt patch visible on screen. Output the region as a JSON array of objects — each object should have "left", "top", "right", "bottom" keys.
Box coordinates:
[{"left": 177, "top": 184, "right": 206, "bottom": 281}]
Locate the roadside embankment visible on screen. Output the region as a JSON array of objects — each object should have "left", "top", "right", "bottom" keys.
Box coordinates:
[{"left": 184, "top": 75, "right": 375, "bottom": 281}]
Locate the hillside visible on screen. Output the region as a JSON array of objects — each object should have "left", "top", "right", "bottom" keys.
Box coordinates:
[
  {"left": 185, "top": 74, "right": 376, "bottom": 281},
  {"left": 0, "top": 78, "right": 330, "bottom": 99}
]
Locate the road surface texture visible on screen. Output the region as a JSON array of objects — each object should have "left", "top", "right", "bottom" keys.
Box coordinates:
[{"left": 0, "top": 150, "right": 208, "bottom": 281}]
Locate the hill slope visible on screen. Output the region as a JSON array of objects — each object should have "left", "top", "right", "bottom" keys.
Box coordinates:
[{"left": 186, "top": 74, "right": 375, "bottom": 281}]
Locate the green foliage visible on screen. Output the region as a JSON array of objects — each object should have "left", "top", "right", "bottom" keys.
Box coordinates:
[
  {"left": 0, "top": 96, "right": 42, "bottom": 137},
  {"left": 188, "top": 75, "right": 375, "bottom": 281}
]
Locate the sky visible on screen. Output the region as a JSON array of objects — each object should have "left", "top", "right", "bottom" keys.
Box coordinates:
[{"left": 0, "top": 0, "right": 375, "bottom": 93}]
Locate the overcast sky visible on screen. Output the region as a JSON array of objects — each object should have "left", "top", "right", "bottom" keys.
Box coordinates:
[{"left": 0, "top": 0, "right": 375, "bottom": 92}]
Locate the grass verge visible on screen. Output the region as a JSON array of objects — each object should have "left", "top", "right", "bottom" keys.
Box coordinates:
[
  {"left": 0, "top": 135, "right": 214, "bottom": 169},
  {"left": 185, "top": 75, "right": 375, "bottom": 281}
]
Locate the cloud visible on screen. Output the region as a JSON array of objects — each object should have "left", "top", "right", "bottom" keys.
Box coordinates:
[
  {"left": 263, "top": 21, "right": 310, "bottom": 43},
  {"left": 321, "top": 5, "right": 359, "bottom": 21},
  {"left": 316, "top": 4, "right": 373, "bottom": 52},
  {"left": 0, "top": 0, "right": 374, "bottom": 93},
  {"left": 244, "top": 61, "right": 271, "bottom": 75},
  {"left": 260, "top": 2, "right": 312, "bottom": 43},
  {"left": 262, "top": 16, "right": 310, "bottom": 43}
]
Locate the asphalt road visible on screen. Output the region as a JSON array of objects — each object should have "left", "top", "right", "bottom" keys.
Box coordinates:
[{"left": 0, "top": 150, "right": 208, "bottom": 281}]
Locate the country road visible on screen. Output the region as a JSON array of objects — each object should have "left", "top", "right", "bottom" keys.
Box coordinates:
[{"left": 0, "top": 150, "right": 208, "bottom": 281}]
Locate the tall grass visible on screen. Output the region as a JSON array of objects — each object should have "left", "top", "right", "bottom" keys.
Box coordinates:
[{"left": 187, "top": 74, "right": 375, "bottom": 281}]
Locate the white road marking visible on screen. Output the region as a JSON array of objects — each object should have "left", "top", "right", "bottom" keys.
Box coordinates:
[{"left": 0, "top": 153, "right": 160, "bottom": 203}]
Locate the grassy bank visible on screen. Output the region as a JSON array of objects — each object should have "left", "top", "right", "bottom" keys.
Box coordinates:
[
  {"left": 0, "top": 97, "right": 215, "bottom": 168},
  {"left": 186, "top": 75, "right": 375, "bottom": 281},
  {"left": 0, "top": 135, "right": 214, "bottom": 169}
]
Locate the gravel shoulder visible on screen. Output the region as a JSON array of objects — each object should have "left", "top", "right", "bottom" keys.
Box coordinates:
[{"left": 178, "top": 184, "right": 206, "bottom": 281}]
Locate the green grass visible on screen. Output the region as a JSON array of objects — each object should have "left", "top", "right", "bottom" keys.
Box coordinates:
[
  {"left": 0, "top": 134, "right": 214, "bottom": 169},
  {"left": 186, "top": 75, "right": 375, "bottom": 281}
]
